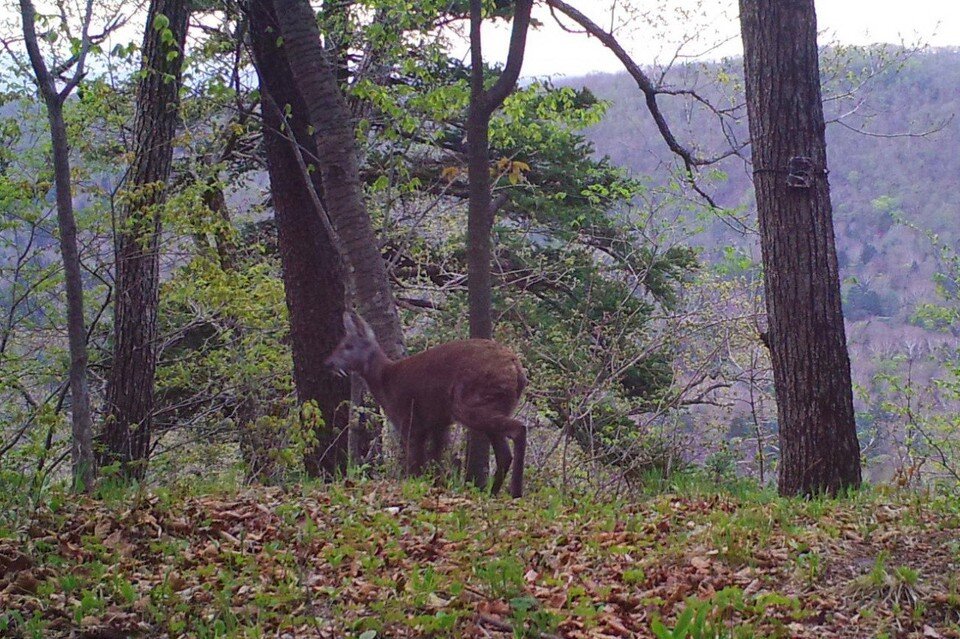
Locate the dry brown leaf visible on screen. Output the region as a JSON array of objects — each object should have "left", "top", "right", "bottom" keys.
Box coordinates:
[
  {"left": 10, "top": 570, "right": 39, "bottom": 594},
  {"left": 0, "top": 549, "right": 32, "bottom": 576}
]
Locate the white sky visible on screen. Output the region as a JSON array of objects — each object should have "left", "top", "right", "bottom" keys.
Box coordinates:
[
  {"left": 4, "top": 0, "right": 957, "bottom": 81},
  {"left": 472, "top": 0, "right": 960, "bottom": 78}
]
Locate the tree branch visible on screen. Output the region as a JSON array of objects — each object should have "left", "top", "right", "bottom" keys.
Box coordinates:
[
  {"left": 545, "top": 0, "right": 742, "bottom": 213},
  {"left": 546, "top": 0, "right": 714, "bottom": 168},
  {"left": 58, "top": 0, "right": 96, "bottom": 99},
  {"left": 480, "top": 0, "right": 534, "bottom": 115},
  {"left": 52, "top": 12, "right": 127, "bottom": 79},
  {"left": 19, "top": 0, "right": 57, "bottom": 101}
]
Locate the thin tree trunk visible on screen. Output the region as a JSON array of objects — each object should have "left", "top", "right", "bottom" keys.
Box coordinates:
[
  {"left": 268, "top": 0, "right": 404, "bottom": 361},
  {"left": 739, "top": 0, "right": 861, "bottom": 496},
  {"left": 464, "top": 27, "right": 494, "bottom": 483},
  {"left": 19, "top": 0, "right": 96, "bottom": 492},
  {"left": 249, "top": 0, "right": 351, "bottom": 478},
  {"left": 49, "top": 99, "right": 96, "bottom": 491},
  {"left": 99, "top": 0, "right": 190, "bottom": 481},
  {"left": 463, "top": 0, "right": 533, "bottom": 489}
]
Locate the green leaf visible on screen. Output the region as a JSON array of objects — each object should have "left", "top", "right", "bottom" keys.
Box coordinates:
[
  {"left": 152, "top": 13, "right": 170, "bottom": 31},
  {"left": 673, "top": 602, "right": 696, "bottom": 636},
  {"left": 650, "top": 618, "right": 672, "bottom": 639}
]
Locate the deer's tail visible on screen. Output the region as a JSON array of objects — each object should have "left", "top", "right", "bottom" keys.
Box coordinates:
[{"left": 515, "top": 362, "right": 528, "bottom": 397}]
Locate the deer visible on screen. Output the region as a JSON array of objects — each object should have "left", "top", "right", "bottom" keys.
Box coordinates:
[{"left": 324, "top": 312, "right": 527, "bottom": 497}]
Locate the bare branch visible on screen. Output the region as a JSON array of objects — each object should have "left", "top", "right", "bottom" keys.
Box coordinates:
[
  {"left": 546, "top": 0, "right": 710, "bottom": 167},
  {"left": 544, "top": 0, "right": 740, "bottom": 212},
  {"left": 831, "top": 113, "right": 953, "bottom": 139},
  {"left": 59, "top": 0, "right": 97, "bottom": 99},
  {"left": 52, "top": 12, "right": 128, "bottom": 79}
]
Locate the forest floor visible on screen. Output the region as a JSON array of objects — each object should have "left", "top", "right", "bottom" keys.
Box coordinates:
[{"left": 1, "top": 477, "right": 958, "bottom": 639}]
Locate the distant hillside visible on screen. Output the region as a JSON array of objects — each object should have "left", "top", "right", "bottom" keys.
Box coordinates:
[{"left": 571, "top": 47, "right": 960, "bottom": 388}]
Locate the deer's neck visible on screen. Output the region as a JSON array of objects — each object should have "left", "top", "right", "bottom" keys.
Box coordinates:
[{"left": 358, "top": 347, "right": 392, "bottom": 403}]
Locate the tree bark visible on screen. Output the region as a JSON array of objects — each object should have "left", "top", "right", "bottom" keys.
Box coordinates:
[
  {"left": 739, "top": 0, "right": 861, "bottom": 496},
  {"left": 463, "top": 0, "right": 533, "bottom": 489},
  {"left": 249, "top": 0, "right": 351, "bottom": 478},
  {"left": 99, "top": 0, "right": 189, "bottom": 481},
  {"left": 268, "top": 0, "right": 405, "bottom": 361},
  {"left": 19, "top": 0, "right": 96, "bottom": 491}
]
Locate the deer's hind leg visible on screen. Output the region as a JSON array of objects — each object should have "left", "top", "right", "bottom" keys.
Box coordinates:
[
  {"left": 457, "top": 413, "right": 524, "bottom": 496},
  {"left": 452, "top": 384, "right": 525, "bottom": 496},
  {"left": 488, "top": 432, "right": 513, "bottom": 496}
]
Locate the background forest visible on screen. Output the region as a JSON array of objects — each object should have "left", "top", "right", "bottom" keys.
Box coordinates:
[
  {"left": 3, "top": 10, "right": 957, "bottom": 493},
  {"left": 582, "top": 46, "right": 960, "bottom": 484},
  {"left": 1, "top": 0, "right": 959, "bottom": 637}
]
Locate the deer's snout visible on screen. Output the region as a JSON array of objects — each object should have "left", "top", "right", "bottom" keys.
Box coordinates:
[{"left": 323, "top": 353, "right": 348, "bottom": 377}]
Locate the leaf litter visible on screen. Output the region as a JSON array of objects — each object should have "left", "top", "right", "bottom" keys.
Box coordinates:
[{"left": 0, "top": 481, "right": 957, "bottom": 638}]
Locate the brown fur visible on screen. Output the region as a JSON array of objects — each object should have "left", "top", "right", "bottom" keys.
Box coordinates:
[{"left": 325, "top": 313, "right": 527, "bottom": 497}]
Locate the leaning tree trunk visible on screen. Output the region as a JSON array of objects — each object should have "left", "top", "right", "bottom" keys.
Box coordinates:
[
  {"left": 250, "top": 0, "right": 351, "bottom": 478},
  {"left": 463, "top": 0, "right": 533, "bottom": 489},
  {"left": 739, "top": 0, "right": 861, "bottom": 496},
  {"left": 99, "top": 0, "right": 189, "bottom": 481},
  {"left": 19, "top": 0, "right": 95, "bottom": 491},
  {"left": 268, "top": 0, "right": 404, "bottom": 360}
]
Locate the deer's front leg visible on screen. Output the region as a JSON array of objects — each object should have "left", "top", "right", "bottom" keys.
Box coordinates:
[
  {"left": 403, "top": 428, "right": 428, "bottom": 477},
  {"left": 422, "top": 424, "right": 452, "bottom": 483}
]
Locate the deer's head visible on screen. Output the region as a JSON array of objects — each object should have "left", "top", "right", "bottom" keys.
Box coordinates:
[{"left": 324, "top": 311, "right": 380, "bottom": 376}]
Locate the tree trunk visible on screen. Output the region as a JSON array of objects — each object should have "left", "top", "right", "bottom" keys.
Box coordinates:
[
  {"left": 268, "top": 0, "right": 405, "bottom": 361},
  {"left": 48, "top": 99, "right": 96, "bottom": 492},
  {"left": 739, "top": 0, "right": 861, "bottom": 496},
  {"left": 463, "top": 0, "right": 533, "bottom": 489},
  {"left": 249, "top": 0, "right": 351, "bottom": 478},
  {"left": 19, "top": 0, "right": 96, "bottom": 492},
  {"left": 463, "top": 31, "right": 495, "bottom": 488},
  {"left": 99, "top": 0, "right": 190, "bottom": 481}
]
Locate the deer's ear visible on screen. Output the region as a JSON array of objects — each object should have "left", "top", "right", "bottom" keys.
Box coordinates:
[
  {"left": 342, "top": 311, "right": 357, "bottom": 335},
  {"left": 353, "top": 312, "right": 376, "bottom": 340}
]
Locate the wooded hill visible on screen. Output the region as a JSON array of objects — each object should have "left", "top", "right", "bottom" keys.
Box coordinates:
[
  {"left": 575, "top": 47, "right": 960, "bottom": 434},
  {"left": 581, "top": 47, "right": 960, "bottom": 325}
]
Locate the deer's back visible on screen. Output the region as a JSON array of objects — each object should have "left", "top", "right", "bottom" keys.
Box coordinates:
[{"left": 384, "top": 339, "right": 525, "bottom": 419}]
